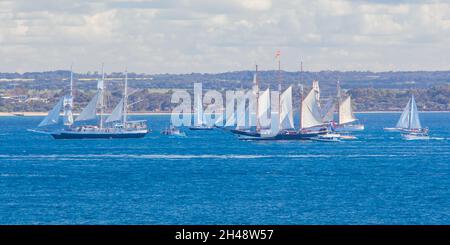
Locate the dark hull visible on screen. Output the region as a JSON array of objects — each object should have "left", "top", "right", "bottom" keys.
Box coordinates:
[
  {"left": 237, "top": 130, "right": 327, "bottom": 141},
  {"left": 230, "top": 129, "right": 261, "bottom": 137},
  {"left": 189, "top": 127, "right": 214, "bottom": 131},
  {"left": 51, "top": 132, "right": 148, "bottom": 139},
  {"left": 239, "top": 132, "right": 322, "bottom": 141}
]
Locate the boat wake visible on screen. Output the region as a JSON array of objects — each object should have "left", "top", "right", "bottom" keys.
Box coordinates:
[
  {"left": 0, "top": 153, "right": 430, "bottom": 161},
  {"left": 26, "top": 129, "right": 51, "bottom": 134}
]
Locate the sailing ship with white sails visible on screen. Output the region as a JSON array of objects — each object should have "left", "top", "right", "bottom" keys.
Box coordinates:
[
  {"left": 35, "top": 66, "right": 149, "bottom": 139},
  {"left": 232, "top": 65, "right": 328, "bottom": 140},
  {"left": 384, "top": 95, "right": 429, "bottom": 140}
]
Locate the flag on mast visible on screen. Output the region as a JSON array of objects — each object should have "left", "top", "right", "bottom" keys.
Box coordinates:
[{"left": 275, "top": 49, "right": 281, "bottom": 60}]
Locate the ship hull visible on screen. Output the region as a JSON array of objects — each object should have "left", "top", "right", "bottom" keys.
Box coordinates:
[
  {"left": 230, "top": 129, "right": 261, "bottom": 137},
  {"left": 238, "top": 131, "right": 325, "bottom": 141},
  {"left": 51, "top": 131, "right": 148, "bottom": 139},
  {"left": 189, "top": 126, "right": 214, "bottom": 131}
]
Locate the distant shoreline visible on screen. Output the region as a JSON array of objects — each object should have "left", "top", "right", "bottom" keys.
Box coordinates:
[
  {"left": 1, "top": 111, "right": 450, "bottom": 117},
  {"left": 0, "top": 112, "right": 174, "bottom": 117}
]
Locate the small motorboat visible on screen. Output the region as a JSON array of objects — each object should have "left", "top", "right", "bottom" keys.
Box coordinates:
[
  {"left": 162, "top": 125, "right": 186, "bottom": 137},
  {"left": 312, "top": 133, "right": 341, "bottom": 142}
]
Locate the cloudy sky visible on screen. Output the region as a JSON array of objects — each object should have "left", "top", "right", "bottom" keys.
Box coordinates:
[{"left": 0, "top": 0, "right": 449, "bottom": 73}]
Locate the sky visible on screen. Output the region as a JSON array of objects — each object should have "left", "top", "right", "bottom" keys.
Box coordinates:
[{"left": 0, "top": 0, "right": 449, "bottom": 73}]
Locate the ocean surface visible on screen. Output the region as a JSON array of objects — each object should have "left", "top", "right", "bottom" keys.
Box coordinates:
[{"left": 1, "top": 113, "right": 450, "bottom": 224}]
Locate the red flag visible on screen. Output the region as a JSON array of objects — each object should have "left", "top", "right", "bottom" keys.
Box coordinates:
[{"left": 275, "top": 49, "right": 281, "bottom": 59}]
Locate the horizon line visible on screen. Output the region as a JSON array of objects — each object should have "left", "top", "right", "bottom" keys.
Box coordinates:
[{"left": 2, "top": 69, "right": 450, "bottom": 76}]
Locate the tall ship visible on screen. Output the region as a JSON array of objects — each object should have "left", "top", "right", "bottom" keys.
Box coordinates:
[
  {"left": 36, "top": 66, "right": 149, "bottom": 139},
  {"left": 384, "top": 95, "right": 429, "bottom": 140}
]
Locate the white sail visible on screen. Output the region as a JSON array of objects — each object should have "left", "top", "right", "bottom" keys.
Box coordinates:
[
  {"left": 63, "top": 95, "right": 74, "bottom": 126},
  {"left": 38, "top": 98, "right": 63, "bottom": 127},
  {"left": 258, "top": 88, "right": 271, "bottom": 129},
  {"left": 396, "top": 98, "right": 411, "bottom": 129},
  {"left": 312, "top": 80, "right": 320, "bottom": 106},
  {"left": 301, "top": 89, "right": 323, "bottom": 129},
  {"left": 339, "top": 96, "right": 357, "bottom": 125},
  {"left": 410, "top": 95, "right": 422, "bottom": 129},
  {"left": 252, "top": 73, "right": 259, "bottom": 129},
  {"left": 63, "top": 67, "right": 74, "bottom": 126},
  {"left": 195, "top": 92, "right": 203, "bottom": 126},
  {"left": 279, "top": 86, "right": 294, "bottom": 130},
  {"left": 321, "top": 99, "right": 335, "bottom": 122},
  {"left": 105, "top": 98, "right": 124, "bottom": 123},
  {"left": 75, "top": 90, "right": 101, "bottom": 122}
]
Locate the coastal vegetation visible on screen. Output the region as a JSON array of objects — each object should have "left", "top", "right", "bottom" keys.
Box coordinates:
[{"left": 0, "top": 70, "right": 449, "bottom": 112}]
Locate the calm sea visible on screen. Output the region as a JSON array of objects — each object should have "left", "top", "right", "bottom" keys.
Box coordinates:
[{"left": 0, "top": 113, "right": 450, "bottom": 224}]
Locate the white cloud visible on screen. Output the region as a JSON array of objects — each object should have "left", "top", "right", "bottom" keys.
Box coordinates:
[{"left": 0, "top": 0, "right": 449, "bottom": 73}]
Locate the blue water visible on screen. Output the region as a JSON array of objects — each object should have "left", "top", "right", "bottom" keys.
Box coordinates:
[{"left": 1, "top": 113, "right": 450, "bottom": 224}]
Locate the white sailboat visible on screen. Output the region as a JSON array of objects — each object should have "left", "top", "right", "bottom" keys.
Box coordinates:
[
  {"left": 334, "top": 82, "right": 364, "bottom": 132},
  {"left": 384, "top": 95, "right": 429, "bottom": 140},
  {"left": 300, "top": 87, "right": 337, "bottom": 141}
]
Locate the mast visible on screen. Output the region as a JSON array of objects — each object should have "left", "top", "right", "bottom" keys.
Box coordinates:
[
  {"left": 99, "top": 63, "right": 105, "bottom": 129},
  {"left": 300, "top": 61, "right": 303, "bottom": 85},
  {"left": 336, "top": 80, "right": 341, "bottom": 124},
  {"left": 70, "top": 64, "right": 73, "bottom": 97},
  {"left": 123, "top": 69, "right": 128, "bottom": 125},
  {"left": 63, "top": 64, "right": 74, "bottom": 126},
  {"left": 277, "top": 50, "right": 282, "bottom": 130},
  {"left": 298, "top": 62, "right": 304, "bottom": 130},
  {"left": 409, "top": 95, "right": 414, "bottom": 129},
  {"left": 255, "top": 64, "right": 260, "bottom": 132}
]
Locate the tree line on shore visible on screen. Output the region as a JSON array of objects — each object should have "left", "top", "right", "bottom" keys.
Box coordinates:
[
  {"left": 0, "top": 70, "right": 449, "bottom": 112},
  {"left": 0, "top": 84, "right": 449, "bottom": 113}
]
